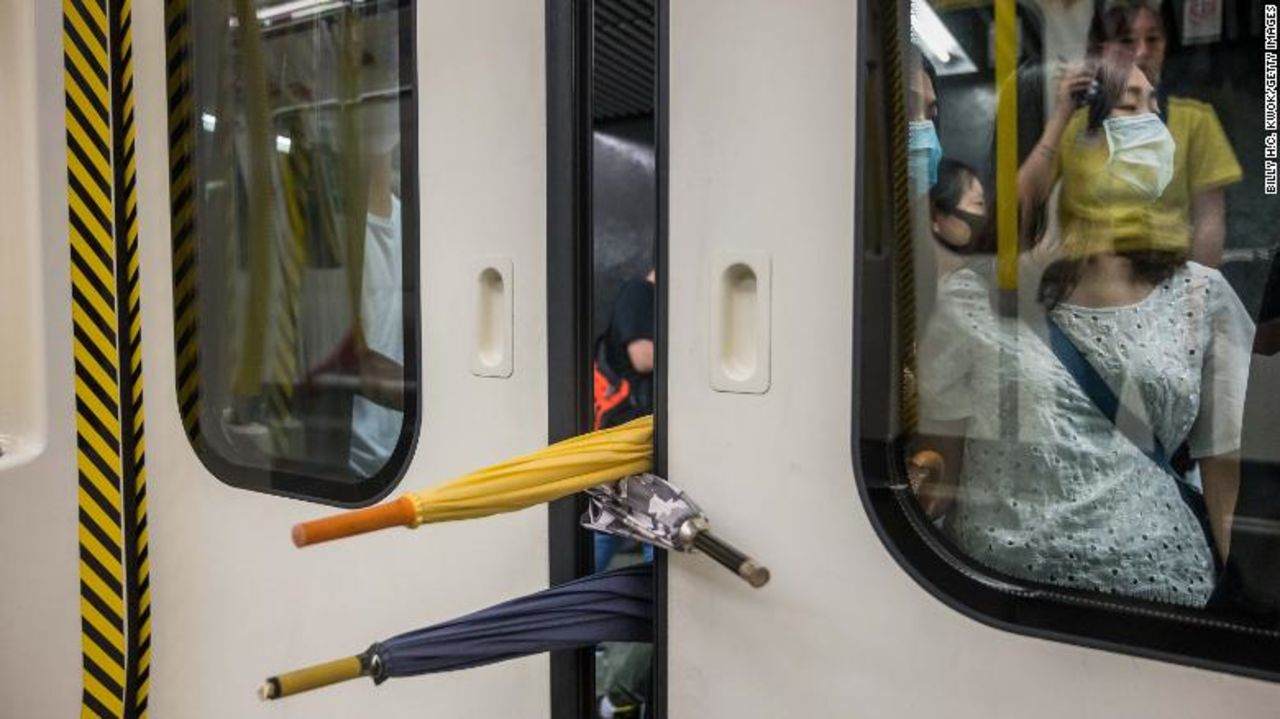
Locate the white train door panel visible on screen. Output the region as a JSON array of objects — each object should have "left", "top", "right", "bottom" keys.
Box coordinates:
[
  {"left": 663, "top": 1, "right": 1280, "bottom": 717},
  {"left": 0, "top": 0, "right": 549, "bottom": 717},
  {"left": 136, "top": 1, "right": 551, "bottom": 715}
]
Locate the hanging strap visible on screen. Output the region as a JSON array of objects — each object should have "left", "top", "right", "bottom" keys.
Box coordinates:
[
  {"left": 1045, "top": 317, "right": 1175, "bottom": 476},
  {"left": 1044, "top": 316, "right": 1220, "bottom": 567}
]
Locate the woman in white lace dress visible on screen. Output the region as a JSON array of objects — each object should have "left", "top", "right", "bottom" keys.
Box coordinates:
[{"left": 913, "top": 56, "right": 1253, "bottom": 607}]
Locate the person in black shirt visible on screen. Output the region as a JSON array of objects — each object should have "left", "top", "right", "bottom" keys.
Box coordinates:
[
  {"left": 593, "top": 268, "right": 656, "bottom": 571},
  {"left": 592, "top": 269, "right": 657, "bottom": 718},
  {"left": 594, "top": 270, "right": 656, "bottom": 431}
]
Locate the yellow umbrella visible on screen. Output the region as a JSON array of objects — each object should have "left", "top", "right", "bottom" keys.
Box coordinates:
[{"left": 292, "top": 415, "right": 653, "bottom": 547}]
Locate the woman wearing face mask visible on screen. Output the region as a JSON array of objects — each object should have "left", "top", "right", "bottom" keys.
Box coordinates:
[
  {"left": 906, "top": 51, "right": 942, "bottom": 198},
  {"left": 1019, "top": 1, "right": 1241, "bottom": 266},
  {"left": 912, "top": 54, "right": 1254, "bottom": 608},
  {"left": 929, "top": 159, "right": 991, "bottom": 275}
]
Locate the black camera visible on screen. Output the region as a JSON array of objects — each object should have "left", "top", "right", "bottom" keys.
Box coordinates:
[{"left": 1072, "top": 71, "right": 1101, "bottom": 107}]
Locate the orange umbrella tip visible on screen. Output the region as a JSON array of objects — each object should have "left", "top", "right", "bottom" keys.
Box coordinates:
[{"left": 290, "top": 496, "right": 419, "bottom": 549}]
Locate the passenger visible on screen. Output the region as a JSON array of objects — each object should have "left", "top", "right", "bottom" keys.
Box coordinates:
[
  {"left": 1019, "top": 0, "right": 1242, "bottom": 267},
  {"left": 349, "top": 40, "right": 407, "bottom": 478},
  {"left": 929, "top": 158, "right": 991, "bottom": 276},
  {"left": 907, "top": 49, "right": 948, "bottom": 323},
  {"left": 913, "top": 54, "right": 1254, "bottom": 608},
  {"left": 348, "top": 142, "right": 405, "bottom": 477},
  {"left": 594, "top": 269, "right": 656, "bottom": 435},
  {"left": 906, "top": 51, "right": 942, "bottom": 198},
  {"left": 593, "top": 267, "right": 656, "bottom": 569},
  {"left": 591, "top": 269, "right": 656, "bottom": 719}
]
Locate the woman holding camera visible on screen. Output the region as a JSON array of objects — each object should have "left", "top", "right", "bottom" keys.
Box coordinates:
[{"left": 913, "top": 53, "right": 1253, "bottom": 608}]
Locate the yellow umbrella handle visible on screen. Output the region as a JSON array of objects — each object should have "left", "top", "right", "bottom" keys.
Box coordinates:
[
  {"left": 260, "top": 655, "right": 366, "bottom": 700},
  {"left": 292, "top": 495, "right": 418, "bottom": 547}
]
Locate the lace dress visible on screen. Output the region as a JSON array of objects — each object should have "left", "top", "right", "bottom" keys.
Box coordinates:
[{"left": 918, "top": 262, "right": 1254, "bottom": 607}]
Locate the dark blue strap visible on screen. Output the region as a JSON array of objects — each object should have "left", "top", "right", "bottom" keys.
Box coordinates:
[
  {"left": 1045, "top": 317, "right": 1175, "bottom": 476},
  {"left": 1044, "top": 316, "right": 1221, "bottom": 571}
]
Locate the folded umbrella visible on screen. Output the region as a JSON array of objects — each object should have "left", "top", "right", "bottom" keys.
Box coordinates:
[
  {"left": 260, "top": 564, "right": 653, "bottom": 699},
  {"left": 292, "top": 415, "right": 653, "bottom": 546},
  {"left": 584, "top": 473, "right": 771, "bottom": 588}
]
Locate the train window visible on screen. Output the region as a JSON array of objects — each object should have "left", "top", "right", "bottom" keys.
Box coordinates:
[
  {"left": 857, "top": 0, "right": 1280, "bottom": 678},
  {"left": 166, "top": 0, "right": 418, "bottom": 504}
]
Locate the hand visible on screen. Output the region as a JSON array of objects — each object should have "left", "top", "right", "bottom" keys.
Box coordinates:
[
  {"left": 1052, "top": 64, "right": 1096, "bottom": 119},
  {"left": 907, "top": 450, "right": 945, "bottom": 495}
]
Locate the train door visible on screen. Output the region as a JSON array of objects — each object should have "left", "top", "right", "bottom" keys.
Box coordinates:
[
  {"left": 1, "top": 1, "right": 555, "bottom": 717},
  {"left": 663, "top": 0, "right": 1280, "bottom": 717},
  {"left": 546, "top": 3, "right": 664, "bottom": 717}
]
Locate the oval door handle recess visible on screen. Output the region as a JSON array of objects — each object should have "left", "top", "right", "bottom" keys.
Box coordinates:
[
  {"left": 471, "top": 258, "right": 513, "bottom": 378},
  {"left": 710, "top": 251, "right": 771, "bottom": 394}
]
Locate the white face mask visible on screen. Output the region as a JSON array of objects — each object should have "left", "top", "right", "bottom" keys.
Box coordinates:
[{"left": 1102, "top": 113, "right": 1175, "bottom": 199}]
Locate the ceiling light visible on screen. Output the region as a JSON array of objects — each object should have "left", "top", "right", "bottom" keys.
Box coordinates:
[{"left": 911, "top": 0, "right": 977, "bottom": 75}]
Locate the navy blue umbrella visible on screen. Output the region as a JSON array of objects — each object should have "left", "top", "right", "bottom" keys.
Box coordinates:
[{"left": 260, "top": 564, "right": 652, "bottom": 700}]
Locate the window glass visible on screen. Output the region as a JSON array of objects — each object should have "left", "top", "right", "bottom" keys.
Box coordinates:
[
  {"left": 859, "top": 0, "right": 1280, "bottom": 674},
  {"left": 170, "top": 0, "right": 417, "bottom": 503}
]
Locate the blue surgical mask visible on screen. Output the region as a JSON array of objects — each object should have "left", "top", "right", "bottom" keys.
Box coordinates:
[
  {"left": 907, "top": 120, "right": 943, "bottom": 196},
  {"left": 1102, "top": 113, "right": 1175, "bottom": 199}
]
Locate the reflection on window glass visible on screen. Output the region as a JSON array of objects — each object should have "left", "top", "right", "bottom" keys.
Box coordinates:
[
  {"left": 174, "top": 0, "right": 415, "bottom": 501},
  {"left": 894, "top": 0, "right": 1280, "bottom": 620}
]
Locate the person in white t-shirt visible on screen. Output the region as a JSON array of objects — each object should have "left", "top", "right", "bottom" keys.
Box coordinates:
[{"left": 348, "top": 101, "right": 406, "bottom": 478}]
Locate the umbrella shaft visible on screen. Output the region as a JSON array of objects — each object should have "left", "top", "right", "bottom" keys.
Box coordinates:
[{"left": 692, "top": 532, "right": 769, "bottom": 587}]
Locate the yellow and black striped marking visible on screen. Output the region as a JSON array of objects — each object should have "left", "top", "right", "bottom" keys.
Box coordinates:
[
  {"left": 269, "top": 126, "right": 312, "bottom": 444},
  {"left": 64, "top": 0, "right": 152, "bottom": 716},
  {"left": 880, "top": 0, "right": 918, "bottom": 434},
  {"left": 165, "top": 0, "right": 200, "bottom": 441}
]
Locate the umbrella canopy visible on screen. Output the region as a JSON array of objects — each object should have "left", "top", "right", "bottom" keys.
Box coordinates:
[
  {"left": 261, "top": 564, "right": 653, "bottom": 700},
  {"left": 292, "top": 415, "right": 653, "bottom": 546},
  {"left": 583, "top": 473, "right": 771, "bottom": 588}
]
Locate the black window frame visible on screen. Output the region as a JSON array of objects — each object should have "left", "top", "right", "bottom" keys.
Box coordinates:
[
  {"left": 852, "top": 0, "right": 1280, "bottom": 683},
  {"left": 165, "top": 0, "right": 421, "bottom": 507}
]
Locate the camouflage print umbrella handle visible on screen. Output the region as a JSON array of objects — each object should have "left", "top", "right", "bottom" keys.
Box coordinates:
[{"left": 691, "top": 531, "right": 771, "bottom": 588}]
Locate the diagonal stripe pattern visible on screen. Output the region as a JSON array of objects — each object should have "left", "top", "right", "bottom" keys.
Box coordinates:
[
  {"left": 267, "top": 118, "right": 312, "bottom": 449},
  {"left": 64, "top": 0, "right": 152, "bottom": 716},
  {"left": 165, "top": 0, "right": 200, "bottom": 441},
  {"left": 881, "top": 0, "right": 918, "bottom": 434}
]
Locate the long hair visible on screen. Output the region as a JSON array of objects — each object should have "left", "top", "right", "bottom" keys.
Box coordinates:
[
  {"left": 1038, "top": 250, "right": 1186, "bottom": 308},
  {"left": 1084, "top": 49, "right": 1141, "bottom": 131}
]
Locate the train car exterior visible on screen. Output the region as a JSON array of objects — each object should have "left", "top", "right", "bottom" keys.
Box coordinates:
[{"left": 1, "top": 0, "right": 1279, "bottom": 717}]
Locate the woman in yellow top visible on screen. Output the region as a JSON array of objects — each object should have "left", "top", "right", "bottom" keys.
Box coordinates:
[
  {"left": 914, "top": 52, "right": 1254, "bottom": 607},
  {"left": 1019, "top": 0, "right": 1241, "bottom": 266}
]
